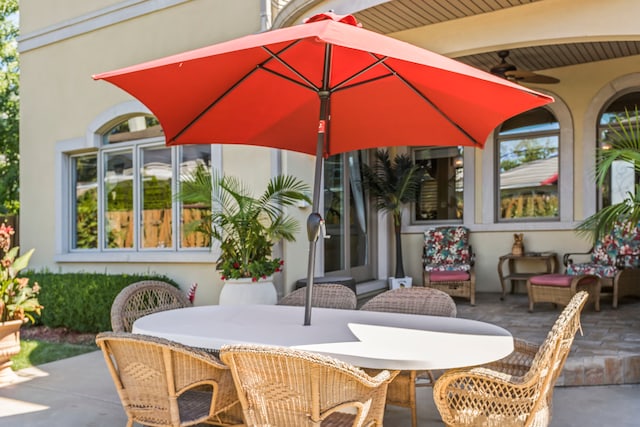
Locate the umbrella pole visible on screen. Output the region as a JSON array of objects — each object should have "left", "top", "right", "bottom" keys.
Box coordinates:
[{"left": 304, "top": 143, "right": 325, "bottom": 326}]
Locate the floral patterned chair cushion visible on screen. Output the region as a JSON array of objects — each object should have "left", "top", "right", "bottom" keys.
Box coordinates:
[
  {"left": 423, "top": 226, "right": 472, "bottom": 272},
  {"left": 566, "top": 222, "right": 640, "bottom": 278}
]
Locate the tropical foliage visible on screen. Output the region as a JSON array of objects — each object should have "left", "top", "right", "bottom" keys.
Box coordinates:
[
  {"left": 0, "top": 1, "right": 20, "bottom": 214},
  {"left": 178, "top": 167, "right": 310, "bottom": 280},
  {"left": 577, "top": 108, "right": 640, "bottom": 242},
  {"left": 363, "top": 149, "right": 425, "bottom": 278},
  {"left": 0, "top": 223, "right": 41, "bottom": 323}
]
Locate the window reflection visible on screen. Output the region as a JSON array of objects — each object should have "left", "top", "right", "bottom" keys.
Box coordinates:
[
  {"left": 104, "top": 151, "right": 134, "bottom": 248},
  {"left": 497, "top": 108, "right": 559, "bottom": 221},
  {"left": 141, "top": 147, "right": 172, "bottom": 248},
  {"left": 73, "top": 155, "right": 98, "bottom": 249},
  {"left": 597, "top": 92, "right": 640, "bottom": 209},
  {"left": 414, "top": 147, "right": 464, "bottom": 222}
]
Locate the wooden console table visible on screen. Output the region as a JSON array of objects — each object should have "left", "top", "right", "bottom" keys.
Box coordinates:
[{"left": 497, "top": 252, "right": 558, "bottom": 300}]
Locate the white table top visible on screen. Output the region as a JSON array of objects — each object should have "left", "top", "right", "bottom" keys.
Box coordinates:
[{"left": 132, "top": 304, "right": 513, "bottom": 370}]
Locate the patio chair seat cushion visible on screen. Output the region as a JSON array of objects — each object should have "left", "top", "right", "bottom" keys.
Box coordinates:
[
  {"left": 529, "top": 273, "right": 598, "bottom": 288},
  {"left": 429, "top": 271, "right": 470, "bottom": 282},
  {"left": 566, "top": 262, "right": 618, "bottom": 278}
]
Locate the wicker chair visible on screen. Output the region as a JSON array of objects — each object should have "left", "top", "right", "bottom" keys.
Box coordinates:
[
  {"left": 277, "top": 283, "right": 357, "bottom": 310},
  {"left": 423, "top": 226, "right": 476, "bottom": 305},
  {"left": 96, "top": 332, "right": 243, "bottom": 427},
  {"left": 220, "top": 344, "right": 396, "bottom": 427},
  {"left": 564, "top": 222, "right": 640, "bottom": 308},
  {"left": 433, "top": 291, "right": 589, "bottom": 427},
  {"left": 360, "top": 287, "right": 457, "bottom": 427},
  {"left": 111, "top": 280, "right": 191, "bottom": 332}
]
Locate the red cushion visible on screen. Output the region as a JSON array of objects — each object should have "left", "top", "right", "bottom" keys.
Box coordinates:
[
  {"left": 430, "top": 271, "right": 470, "bottom": 282},
  {"left": 529, "top": 274, "right": 597, "bottom": 288}
]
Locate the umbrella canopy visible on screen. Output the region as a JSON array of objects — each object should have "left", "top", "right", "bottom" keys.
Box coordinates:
[{"left": 94, "top": 12, "right": 554, "bottom": 325}]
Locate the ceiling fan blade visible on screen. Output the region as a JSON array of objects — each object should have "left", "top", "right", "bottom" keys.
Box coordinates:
[{"left": 505, "top": 69, "right": 560, "bottom": 84}]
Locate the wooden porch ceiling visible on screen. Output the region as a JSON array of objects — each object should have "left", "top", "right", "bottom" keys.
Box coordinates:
[{"left": 351, "top": 0, "right": 640, "bottom": 73}]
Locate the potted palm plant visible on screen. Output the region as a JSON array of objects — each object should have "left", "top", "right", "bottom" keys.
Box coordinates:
[
  {"left": 178, "top": 167, "right": 310, "bottom": 305},
  {"left": 363, "top": 149, "right": 425, "bottom": 289},
  {"left": 577, "top": 107, "right": 640, "bottom": 240},
  {"left": 0, "top": 223, "right": 42, "bottom": 381}
]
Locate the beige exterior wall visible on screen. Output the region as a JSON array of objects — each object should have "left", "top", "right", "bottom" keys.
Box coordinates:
[
  {"left": 19, "top": 0, "right": 640, "bottom": 302},
  {"left": 19, "top": 1, "right": 271, "bottom": 304}
]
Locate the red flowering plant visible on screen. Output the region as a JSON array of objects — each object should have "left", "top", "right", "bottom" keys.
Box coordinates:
[
  {"left": 178, "top": 168, "right": 310, "bottom": 282},
  {"left": 0, "top": 223, "right": 42, "bottom": 323}
]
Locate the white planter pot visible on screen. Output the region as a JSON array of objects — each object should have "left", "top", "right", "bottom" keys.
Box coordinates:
[
  {"left": 388, "top": 276, "right": 413, "bottom": 290},
  {"left": 219, "top": 277, "right": 278, "bottom": 305}
]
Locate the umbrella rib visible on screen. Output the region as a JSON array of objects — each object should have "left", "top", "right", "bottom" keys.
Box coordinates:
[
  {"left": 262, "top": 45, "right": 319, "bottom": 91},
  {"left": 259, "top": 66, "right": 319, "bottom": 92},
  {"left": 331, "top": 55, "right": 389, "bottom": 91},
  {"left": 378, "top": 58, "right": 483, "bottom": 146},
  {"left": 172, "top": 39, "right": 312, "bottom": 142},
  {"left": 331, "top": 73, "right": 395, "bottom": 93},
  {"left": 171, "top": 65, "right": 263, "bottom": 143}
]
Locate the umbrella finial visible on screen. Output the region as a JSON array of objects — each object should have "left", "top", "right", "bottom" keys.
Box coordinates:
[{"left": 303, "top": 11, "right": 362, "bottom": 27}]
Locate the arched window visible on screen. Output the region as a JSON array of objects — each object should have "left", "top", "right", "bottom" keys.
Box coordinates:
[
  {"left": 496, "top": 107, "right": 560, "bottom": 221},
  {"left": 70, "top": 114, "right": 213, "bottom": 252},
  {"left": 597, "top": 91, "right": 640, "bottom": 209}
]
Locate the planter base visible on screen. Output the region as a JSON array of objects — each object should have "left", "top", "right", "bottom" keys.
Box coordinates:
[
  {"left": 219, "top": 278, "right": 278, "bottom": 305},
  {"left": 0, "top": 320, "right": 23, "bottom": 383}
]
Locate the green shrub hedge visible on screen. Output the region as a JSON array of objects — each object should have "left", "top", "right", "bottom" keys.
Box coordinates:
[{"left": 22, "top": 271, "right": 180, "bottom": 333}]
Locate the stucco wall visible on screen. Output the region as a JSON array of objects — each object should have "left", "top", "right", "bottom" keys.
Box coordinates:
[
  {"left": 18, "top": 0, "right": 640, "bottom": 303},
  {"left": 19, "top": 1, "right": 265, "bottom": 304}
]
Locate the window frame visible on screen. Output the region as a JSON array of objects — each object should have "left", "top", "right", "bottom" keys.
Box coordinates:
[
  {"left": 55, "top": 102, "right": 221, "bottom": 263},
  {"left": 411, "top": 146, "right": 466, "bottom": 225},
  {"left": 494, "top": 110, "right": 561, "bottom": 223}
]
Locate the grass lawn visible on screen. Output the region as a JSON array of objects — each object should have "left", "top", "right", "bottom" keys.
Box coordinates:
[{"left": 11, "top": 339, "right": 97, "bottom": 371}]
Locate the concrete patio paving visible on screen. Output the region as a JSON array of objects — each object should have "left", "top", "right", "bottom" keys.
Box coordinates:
[
  {"left": 1, "top": 291, "right": 639, "bottom": 426},
  {"left": 1, "top": 351, "right": 639, "bottom": 426}
]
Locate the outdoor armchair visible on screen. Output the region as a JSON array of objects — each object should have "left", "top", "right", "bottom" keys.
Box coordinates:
[
  {"left": 111, "top": 280, "right": 191, "bottom": 332},
  {"left": 564, "top": 222, "right": 640, "bottom": 308},
  {"left": 277, "top": 283, "right": 357, "bottom": 310},
  {"left": 423, "top": 226, "right": 476, "bottom": 305},
  {"left": 96, "top": 331, "right": 243, "bottom": 427},
  {"left": 433, "top": 291, "right": 588, "bottom": 427},
  {"left": 220, "top": 344, "right": 396, "bottom": 427},
  {"left": 360, "top": 287, "right": 457, "bottom": 427}
]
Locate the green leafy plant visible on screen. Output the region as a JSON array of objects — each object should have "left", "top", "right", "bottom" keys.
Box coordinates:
[
  {"left": 577, "top": 107, "right": 640, "bottom": 242},
  {"left": 0, "top": 223, "right": 42, "bottom": 323},
  {"left": 178, "top": 167, "right": 310, "bottom": 281},
  {"left": 362, "top": 149, "right": 425, "bottom": 278},
  {"left": 23, "top": 271, "right": 179, "bottom": 333}
]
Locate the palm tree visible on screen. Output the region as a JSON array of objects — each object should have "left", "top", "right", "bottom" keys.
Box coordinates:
[
  {"left": 577, "top": 107, "right": 640, "bottom": 242},
  {"left": 363, "top": 149, "right": 425, "bottom": 278},
  {"left": 178, "top": 166, "right": 310, "bottom": 280}
]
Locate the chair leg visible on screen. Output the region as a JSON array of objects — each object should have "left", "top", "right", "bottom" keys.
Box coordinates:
[{"left": 409, "top": 370, "right": 418, "bottom": 427}]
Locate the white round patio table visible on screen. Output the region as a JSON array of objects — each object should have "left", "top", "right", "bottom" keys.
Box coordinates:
[{"left": 132, "top": 304, "right": 513, "bottom": 370}]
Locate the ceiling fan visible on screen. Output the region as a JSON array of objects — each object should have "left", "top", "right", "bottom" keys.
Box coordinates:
[{"left": 490, "top": 50, "right": 559, "bottom": 84}]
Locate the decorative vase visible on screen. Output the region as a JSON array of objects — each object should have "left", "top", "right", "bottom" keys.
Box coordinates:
[
  {"left": 219, "top": 276, "right": 278, "bottom": 305},
  {"left": 0, "top": 319, "right": 24, "bottom": 382}
]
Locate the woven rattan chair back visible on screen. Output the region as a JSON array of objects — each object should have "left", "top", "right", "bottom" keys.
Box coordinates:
[
  {"left": 433, "top": 291, "right": 589, "bottom": 427},
  {"left": 96, "top": 332, "right": 242, "bottom": 427},
  {"left": 277, "top": 284, "right": 357, "bottom": 310},
  {"left": 360, "top": 286, "right": 457, "bottom": 317},
  {"left": 111, "top": 280, "right": 191, "bottom": 332},
  {"left": 220, "top": 344, "right": 395, "bottom": 427},
  {"left": 360, "top": 286, "right": 456, "bottom": 427}
]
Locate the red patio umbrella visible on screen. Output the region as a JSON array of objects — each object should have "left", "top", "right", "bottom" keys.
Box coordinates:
[{"left": 93, "top": 12, "right": 553, "bottom": 325}]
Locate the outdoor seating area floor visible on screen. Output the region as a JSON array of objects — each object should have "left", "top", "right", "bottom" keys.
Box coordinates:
[
  {"left": 1, "top": 350, "right": 638, "bottom": 427},
  {"left": 453, "top": 292, "right": 640, "bottom": 386},
  {"left": 1, "top": 291, "right": 639, "bottom": 426}
]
